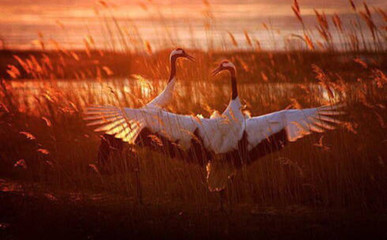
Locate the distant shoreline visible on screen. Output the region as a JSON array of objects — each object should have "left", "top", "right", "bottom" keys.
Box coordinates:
[{"left": 1, "top": 49, "right": 386, "bottom": 81}]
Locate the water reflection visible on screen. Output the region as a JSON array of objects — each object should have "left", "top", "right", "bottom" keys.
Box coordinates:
[{"left": 8, "top": 78, "right": 344, "bottom": 116}]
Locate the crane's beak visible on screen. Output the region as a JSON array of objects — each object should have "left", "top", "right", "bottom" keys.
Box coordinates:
[
  {"left": 212, "top": 66, "right": 222, "bottom": 76},
  {"left": 184, "top": 53, "right": 195, "bottom": 62}
]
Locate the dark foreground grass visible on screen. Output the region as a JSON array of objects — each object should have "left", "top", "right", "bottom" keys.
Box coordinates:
[{"left": 1, "top": 188, "right": 387, "bottom": 240}]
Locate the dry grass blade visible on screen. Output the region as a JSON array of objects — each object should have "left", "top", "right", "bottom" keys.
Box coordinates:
[
  {"left": 227, "top": 31, "right": 238, "bottom": 47},
  {"left": 304, "top": 34, "right": 314, "bottom": 50},
  {"left": 244, "top": 30, "right": 252, "bottom": 47},
  {"left": 349, "top": 0, "right": 356, "bottom": 11}
]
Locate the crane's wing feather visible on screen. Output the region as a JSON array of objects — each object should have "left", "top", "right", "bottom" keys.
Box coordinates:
[
  {"left": 245, "top": 104, "right": 345, "bottom": 151},
  {"left": 85, "top": 106, "right": 145, "bottom": 144},
  {"left": 84, "top": 105, "right": 199, "bottom": 149}
]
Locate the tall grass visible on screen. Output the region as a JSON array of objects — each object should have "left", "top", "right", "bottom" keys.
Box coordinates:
[{"left": 0, "top": 0, "right": 386, "bottom": 211}]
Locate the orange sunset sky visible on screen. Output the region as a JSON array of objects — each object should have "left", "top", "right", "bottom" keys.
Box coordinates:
[{"left": 0, "top": 0, "right": 385, "bottom": 50}]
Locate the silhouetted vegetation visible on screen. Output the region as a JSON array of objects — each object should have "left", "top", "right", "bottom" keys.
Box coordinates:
[{"left": 0, "top": 0, "right": 386, "bottom": 239}]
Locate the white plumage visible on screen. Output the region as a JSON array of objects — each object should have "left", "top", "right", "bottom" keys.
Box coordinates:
[
  {"left": 87, "top": 48, "right": 194, "bottom": 149},
  {"left": 197, "top": 97, "right": 245, "bottom": 154},
  {"left": 245, "top": 104, "right": 345, "bottom": 151},
  {"left": 199, "top": 60, "right": 245, "bottom": 154},
  {"left": 204, "top": 103, "right": 345, "bottom": 192},
  {"left": 145, "top": 48, "right": 194, "bottom": 109},
  {"left": 86, "top": 106, "right": 198, "bottom": 149},
  {"left": 145, "top": 78, "right": 176, "bottom": 109},
  {"left": 85, "top": 98, "right": 247, "bottom": 153}
]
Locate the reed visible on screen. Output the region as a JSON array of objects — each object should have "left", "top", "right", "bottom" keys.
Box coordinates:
[
  {"left": 1, "top": 49, "right": 386, "bottom": 208},
  {"left": 0, "top": 0, "right": 386, "bottom": 227}
]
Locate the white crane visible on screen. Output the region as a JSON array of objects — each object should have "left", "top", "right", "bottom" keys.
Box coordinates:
[
  {"left": 85, "top": 60, "right": 344, "bottom": 206},
  {"left": 146, "top": 48, "right": 194, "bottom": 109},
  {"left": 96, "top": 48, "right": 194, "bottom": 165},
  {"left": 197, "top": 60, "right": 245, "bottom": 155},
  {"left": 196, "top": 60, "right": 245, "bottom": 192},
  {"left": 203, "top": 61, "right": 345, "bottom": 193}
]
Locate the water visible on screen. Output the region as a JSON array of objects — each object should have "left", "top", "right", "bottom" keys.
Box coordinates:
[{"left": 8, "top": 78, "right": 343, "bottom": 116}]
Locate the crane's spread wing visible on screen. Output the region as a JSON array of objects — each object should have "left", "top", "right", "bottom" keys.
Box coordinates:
[
  {"left": 145, "top": 79, "right": 175, "bottom": 109},
  {"left": 245, "top": 104, "right": 345, "bottom": 151},
  {"left": 85, "top": 106, "right": 146, "bottom": 144},
  {"left": 84, "top": 105, "right": 199, "bottom": 149}
]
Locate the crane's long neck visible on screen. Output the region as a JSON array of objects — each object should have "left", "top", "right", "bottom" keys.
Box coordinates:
[
  {"left": 230, "top": 69, "right": 238, "bottom": 100},
  {"left": 168, "top": 57, "right": 177, "bottom": 83}
]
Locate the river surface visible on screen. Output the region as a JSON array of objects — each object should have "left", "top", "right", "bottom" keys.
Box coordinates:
[{"left": 7, "top": 78, "right": 345, "bottom": 116}]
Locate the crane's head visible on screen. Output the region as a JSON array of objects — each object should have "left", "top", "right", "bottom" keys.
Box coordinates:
[
  {"left": 212, "top": 60, "right": 236, "bottom": 76},
  {"left": 170, "top": 48, "right": 195, "bottom": 62}
]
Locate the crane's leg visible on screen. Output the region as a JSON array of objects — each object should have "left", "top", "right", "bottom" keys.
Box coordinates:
[
  {"left": 219, "top": 190, "right": 226, "bottom": 212},
  {"left": 131, "top": 149, "right": 143, "bottom": 205},
  {"left": 97, "top": 135, "right": 111, "bottom": 170},
  {"left": 227, "top": 178, "right": 233, "bottom": 214}
]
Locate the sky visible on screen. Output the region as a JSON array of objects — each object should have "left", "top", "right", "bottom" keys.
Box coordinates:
[
  {"left": 0, "top": 0, "right": 386, "bottom": 8},
  {"left": 0, "top": 0, "right": 385, "bottom": 50}
]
